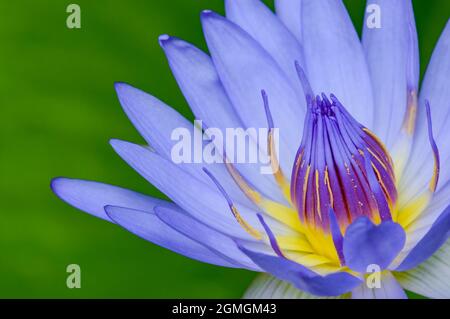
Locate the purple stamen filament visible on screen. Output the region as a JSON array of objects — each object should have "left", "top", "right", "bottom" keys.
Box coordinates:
[{"left": 291, "top": 93, "right": 397, "bottom": 231}]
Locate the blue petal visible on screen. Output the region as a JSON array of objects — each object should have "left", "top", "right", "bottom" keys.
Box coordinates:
[
  {"left": 159, "top": 36, "right": 285, "bottom": 202},
  {"left": 114, "top": 82, "right": 253, "bottom": 205},
  {"left": 110, "top": 139, "right": 265, "bottom": 239},
  {"left": 155, "top": 206, "right": 262, "bottom": 271},
  {"left": 201, "top": 10, "right": 304, "bottom": 172},
  {"left": 362, "top": 0, "right": 418, "bottom": 149},
  {"left": 50, "top": 177, "right": 173, "bottom": 221},
  {"left": 343, "top": 217, "right": 406, "bottom": 272},
  {"left": 274, "top": 0, "right": 302, "bottom": 43},
  {"left": 240, "top": 247, "right": 362, "bottom": 296},
  {"left": 396, "top": 240, "right": 450, "bottom": 298},
  {"left": 114, "top": 82, "right": 189, "bottom": 160},
  {"left": 351, "top": 271, "right": 407, "bottom": 299},
  {"left": 159, "top": 36, "right": 242, "bottom": 135},
  {"left": 396, "top": 205, "right": 450, "bottom": 271},
  {"left": 301, "top": 0, "right": 374, "bottom": 128},
  {"left": 395, "top": 186, "right": 450, "bottom": 264},
  {"left": 225, "top": 0, "right": 306, "bottom": 87},
  {"left": 244, "top": 273, "right": 347, "bottom": 299},
  {"left": 401, "top": 20, "right": 450, "bottom": 199},
  {"left": 105, "top": 205, "right": 236, "bottom": 268}
]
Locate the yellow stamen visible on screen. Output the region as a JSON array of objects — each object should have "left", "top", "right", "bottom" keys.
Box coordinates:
[
  {"left": 224, "top": 153, "right": 304, "bottom": 233},
  {"left": 429, "top": 154, "right": 439, "bottom": 192},
  {"left": 224, "top": 159, "right": 263, "bottom": 205},
  {"left": 268, "top": 128, "right": 291, "bottom": 203},
  {"left": 231, "top": 205, "right": 262, "bottom": 240},
  {"left": 403, "top": 90, "right": 418, "bottom": 135},
  {"left": 363, "top": 127, "right": 394, "bottom": 168},
  {"left": 324, "top": 167, "right": 334, "bottom": 208},
  {"left": 315, "top": 169, "right": 322, "bottom": 220},
  {"left": 302, "top": 165, "right": 311, "bottom": 221}
]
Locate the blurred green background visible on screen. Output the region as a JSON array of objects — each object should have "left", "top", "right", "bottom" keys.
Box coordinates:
[{"left": 1, "top": 0, "right": 449, "bottom": 298}]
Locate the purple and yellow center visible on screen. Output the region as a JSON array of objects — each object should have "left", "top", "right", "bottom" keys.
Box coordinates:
[{"left": 205, "top": 65, "right": 440, "bottom": 275}]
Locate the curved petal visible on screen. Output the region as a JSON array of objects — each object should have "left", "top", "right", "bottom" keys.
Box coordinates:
[
  {"left": 115, "top": 82, "right": 189, "bottom": 160},
  {"left": 401, "top": 20, "right": 450, "bottom": 198},
  {"left": 114, "top": 82, "right": 256, "bottom": 204},
  {"left": 159, "top": 36, "right": 285, "bottom": 201},
  {"left": 396, "top": 205, "right": 450, "bottom": 271},
  {"left": 201, "top": 10, "right": 304, "bottom": 172},
  {"left": 301, "top": 0, "right": 374, "bottom": 128},
  {"left": 225, "top": 0, "right": 306, "bottom": 87},
  {"left": 50, "top": 177, "right": 172, "bottom": 221},
  {"left": 343, "top": 217, "right": 406, "bottom": 273},
  {"left": 159, "top": 36, "right": 242, "bottom": 133},
  {"left": 395, "top": 240, "right": 450, "bottom": 299},
  {"left": 105, "top": 205, "right": 236, "bottom": 268},
  {"left": 274, "top": 0, "right": 302, "bottom": 43},
  {"left": 154, "top": 206, "right": 261, "bottom": 271},
  {"left": 351, "top": 271, "right": 407, "bottom": 299},
  {"left": 110, "top": 139, "right": 266, "bottom": 239},
  {"left": 244, "top": 273, "right": 347, "bottom": 299},
  {"left": 362, "top": 0, "right": 418, "bottom": 149},
  {"left": 239, "top": 247, "right": 362, "bottom": 297},
  {"left": 395, "top": 183, "right": 450, "bottom": 263}
]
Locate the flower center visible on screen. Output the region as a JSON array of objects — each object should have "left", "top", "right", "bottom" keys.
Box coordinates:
[
  {"left": 204, "top": 65, "right": 440, "bottom": 271},
  {"left": 291, "top": 93, "right": 397, "bottom": 232}
]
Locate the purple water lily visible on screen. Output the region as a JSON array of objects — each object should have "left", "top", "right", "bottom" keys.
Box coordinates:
[{"left": 51, "top": 0, "right": 450, "bottom": 299}]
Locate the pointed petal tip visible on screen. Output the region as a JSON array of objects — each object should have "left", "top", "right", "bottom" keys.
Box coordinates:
[
  {"left": 51, "top": 177, "right": 87, "bottom": 202},
  {"left": 103, "top": 204, "right": 116, "bottom": 220},
  {"left": 109, "top": 138, "right": 121, "bottom": 148},
  {"left": 114, "top": 81, "right": 135, "bottom": 97},
  {"left": 50, "top": 177, "right": 70, "bottom": 197},
  {"left": 158, "top": 34, "right": 171, "bottom": 47},
  {"left": 159, "top": 36, "right": 196, "bottom": 56},
  {"left": 158, "top": 34, "right": 189, "bottom": 51},
  {"left": 200, "top": 10, "right": 223, "bottom": 25},
  {"left": 201, "top": 9, "right": 214, "bottom": 17},
  {"left": 50, "top": 177, "right": 114, "bottom": 221},
  {"left": 109, "top": 139, "right": 137, "bottom": 156},
  {"left": 159, "top": 34, "right": 184, "bottom": 48},
  {"left": 103, "top": 204, "right": 133, "bottom": 222},
  {"left": 113, "top": 81, "right": 126, "bottom": 89},
  {"left": 109, "top": 139, "right": 136, "bottom": 155}
]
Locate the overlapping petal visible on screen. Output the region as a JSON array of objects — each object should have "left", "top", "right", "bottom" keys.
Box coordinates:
[
  {"left": 396, "top": 205, "right": 450, "bottom": 271},
  {"left": 201, "top": 10, "right": 304, "bottom": 172},
  {"left": 51, "top": 178, "right": 240, "bottom": 267},
  {"left": 244, "top": 273, "right": 346, "bottom": 299},
  {"left": 351, "top": 271, "right": 407, "bottom": 299},
  {"left": 362, "top": 0, "right": 418, "bottom": 149},
  {"left": 105, "top": 205, "right": 236, "bottom": 268},
  {"left": 159, "top": 36, "right": 285, "bottom": 202},
  {"left": 115, "top": 82, "right": 257, "bottom": 204},
  {"left": 343, "top": 217, "right": 406, "bottom": 272},
  {"left": 109, "top": 139, "right": 277, "bottom": 239},
  {"left": 396, "top": 240, "right": 450, "bottom": 298},
  {"left": 401, "top": 20, "right": 450, "bottom": 200},
  {"left": 240, "top": 247, "right": 362, "bottom": 296},
  {"left": 50, "top": 178, "right": 173, "bottom": 221},
  {"left": 225, "top": 0, "right": 306, "bottom": 87},
  {"left": 274, "top": 0, "right": 302, "bottom": 43},
  {"left": 301, "top": 0, "right": 374, "bottom": 128},
  {"left": 155, "top": 206, "right": 261, "bottom": 271}
]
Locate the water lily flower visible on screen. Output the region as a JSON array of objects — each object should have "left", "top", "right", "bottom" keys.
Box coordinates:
[{"left": 51, "top": 0, "right": 450, "bottom": 299}]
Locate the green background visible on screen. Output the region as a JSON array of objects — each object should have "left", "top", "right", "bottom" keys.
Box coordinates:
[{"left": 1, "top": 0, "right": 449, "bottom": 298}]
